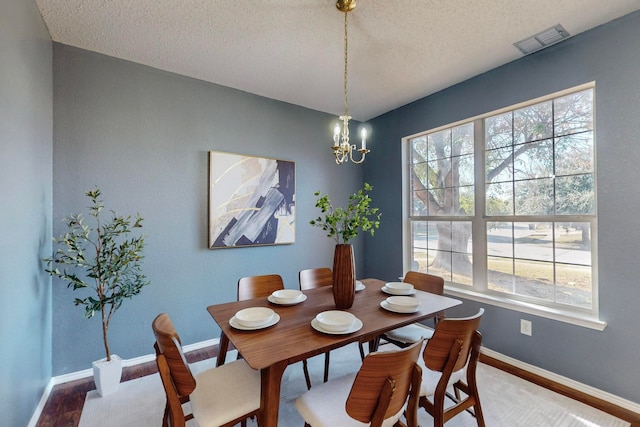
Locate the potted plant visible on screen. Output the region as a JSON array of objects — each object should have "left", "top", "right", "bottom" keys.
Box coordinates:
[
  {"left": 45, "top": 188, "right": 150, "bottom": 396},
  {"left": 310, "top": 182, "right": 381, "bottom": 308}
]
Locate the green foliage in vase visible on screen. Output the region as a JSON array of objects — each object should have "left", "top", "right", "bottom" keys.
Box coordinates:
[
  {"left": 310, "top": 182, "right": 381, "bottom": 244},
  {"left": 44, "top": 188, "right": 150, "bottom": 361}
]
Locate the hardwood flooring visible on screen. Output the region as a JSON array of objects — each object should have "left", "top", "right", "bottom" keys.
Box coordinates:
[{"left": 35, "top": 346, "right": 640, "bottom": 427}]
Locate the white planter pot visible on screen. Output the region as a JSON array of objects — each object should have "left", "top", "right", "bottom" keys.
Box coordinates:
[{"left": 92, "top": 354, "right": 123, "bottom": 397}]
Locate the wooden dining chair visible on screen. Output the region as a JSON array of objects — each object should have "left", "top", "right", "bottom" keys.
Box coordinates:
[
  {"left": 152, "top": 313, "right": 260, "bottom": 427},
  {"left": 237, "top": 273, "right": 285, "bottom": 300},
  {"left": 380, "top": 271, "right": 446, "bottom": 348},
  {"left": 299, "top": 268, "right": 333, "bottom": 389},
  {"left": 417, "top": 308, "right": 485, "bottom": 427},
  {"left": 295, "top": 340, "right": 423, "bottom": 427}
]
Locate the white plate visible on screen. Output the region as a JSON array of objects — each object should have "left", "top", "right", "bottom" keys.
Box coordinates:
[
  {"left": 229, "top": 313, "right": 280, "bottom": 330},
  {"left": 268, "top": 294, "right": 307, "bottom": 305},
  {"left": 355, "top": 281, "right": 365, "bottom": 292},
  {"left": 381, "top": 285, "right": 416, "bottom": 296},
  {"left": 380, "top": 300, "right": 422, "bottom": 314},
  {"left": 311, "top": 317, "right": 363, "bottom": 335}
]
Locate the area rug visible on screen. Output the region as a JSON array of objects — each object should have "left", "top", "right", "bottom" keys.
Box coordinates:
[{"left": 79, "top": 344, "right": 629, "bottom": 427}]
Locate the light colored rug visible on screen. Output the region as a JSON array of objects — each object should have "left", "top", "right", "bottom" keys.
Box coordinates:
[{"left": 79, "top": 344, "right": 629, "bottom": 427}]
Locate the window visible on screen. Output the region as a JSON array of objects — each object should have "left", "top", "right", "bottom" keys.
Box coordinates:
[{"left": 405, "top": 85, "right": 599, "bottom": 325}]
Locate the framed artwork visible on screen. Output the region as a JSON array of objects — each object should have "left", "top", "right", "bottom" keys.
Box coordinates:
[{"left": 208, "top": 151, "right": 295, "bottom": 248}]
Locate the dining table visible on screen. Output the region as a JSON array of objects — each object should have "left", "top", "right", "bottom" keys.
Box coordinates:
[{"left": 206, "top": 277, "right": 462, "bottom": 427}]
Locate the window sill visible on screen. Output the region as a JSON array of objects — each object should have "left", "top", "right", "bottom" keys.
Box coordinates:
[{"left": 444, "top": 286, "right": 607, "bottom": 331}]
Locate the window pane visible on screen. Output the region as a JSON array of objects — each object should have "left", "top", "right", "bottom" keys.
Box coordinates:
[
  {"left": 411, "top": 136, "right": 428, "bottom": 161},
  {"left": 514, "top": 101, "right": 552, "bottom": 144},
  {"left": 411, "top": 221, "right": 428, "bottom": 269},
  {"left": 427, "top": 250, "right": 451, "bottom": 281},
  {"left": 486, "top": 147, "right": 513, "bottom": 183},
  {"left": 486, "top": 182, "right": 513, "bottom": 215},
  {"left": 458, "top": 185, "right": 475, "bottom": 216},
  {"left": 452, "top": 252, "right": 473, "bottom": 286},
  {"left": 486, "top": 112, "right": 512, "bottom": 149},
  {"left": 555, "top": 174, "right": 594, "bottom": 215},
  {"left": 514, "top": 259, "right": 554, "bottom": 302},
  {"left": 555, "top": 133, "right": 594, "bottom": 175},
  {"left": 428, "top": 129, "right": 451, "bottom": 160},
  {"left": 487, "top": 256, "right": 514, "bottom": 293},
  {"left": 555, "top": 222, "right": 591, "bottom": 266},
  {"left": 556, "top": 263, "right": 592, "bottom": 308},
  {"left": 513, "top": 140, "right": 553, "bottom": 181},
  {"left": 554, "top": 89, "right": 593, "bottom": 137},
  {"left": 453, "top": 123, "right": 474, "bottom": 155},
  {"left": 427, "top": 160, "right": 443, "bottom": 189},
  {"left": 429, "top": 221, "right": 452, "bottom": 251},
  {"left": 457, "top": 154, "right": 474, "bottom": 186},
  {"left": 451, "top": 222, "right": 473, "bottom": 254},
  {"left": 487, "top": 222, "right": 513, "bottom": 258},
  {"left": 515, "top": 178, "right": 554, "bottom": 215},
  {"left": 514, "top": 222, "right": 553, "bottom": 261}
]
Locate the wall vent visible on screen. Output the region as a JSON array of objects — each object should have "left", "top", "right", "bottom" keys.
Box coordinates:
[{"left": 514, "top": 24, "right": 570, "bottom": 55}]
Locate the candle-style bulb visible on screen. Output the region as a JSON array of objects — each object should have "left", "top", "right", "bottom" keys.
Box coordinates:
[
  {"left": 333, "top": 124, "right": 340, "bottom": 146},
  {"left": 361, "top": 128, "right": 367, "bottom": 150}
]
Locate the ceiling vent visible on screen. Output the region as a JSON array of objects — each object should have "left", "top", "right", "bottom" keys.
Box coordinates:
[{"left": 514, "top": 24, "right": 570, "bottom": 55}]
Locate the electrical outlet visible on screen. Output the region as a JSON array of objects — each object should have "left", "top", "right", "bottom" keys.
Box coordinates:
[{"left": 520, "top": 319, "right": 532, "bottom": 336}]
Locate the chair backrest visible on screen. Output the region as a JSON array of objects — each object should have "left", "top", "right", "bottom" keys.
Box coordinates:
[
  {"left": 404, "top": 271, "right": 445, "bottom": 323},
  {"left": 152, "top": 313, "right": 197, "bottom": 397},
  {"left": 423, "top": 308, "right": 484, "bottom": 373},
  {"left": 403, "top": 271, "right": 444, "bottom": 295},
  {"left": 346, "top": 341, "right": 423, "bottom": 425},
  {"left": 237, "top": 274, "right": 284, "bottom": 300},
  {"left": 299, "top": 267, "right": 332, "bottom": 290}
]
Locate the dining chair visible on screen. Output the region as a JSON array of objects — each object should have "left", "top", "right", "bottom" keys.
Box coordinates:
[
  {"left": 380, "top": 271, "right": 446, "bottom": 348},
  {"left": 237, "top": 273, "right": 285, "bottom": 300},
  {"left": 298, "top": 268, "right": 333, "bottom": 389},
  {"left": 152, "top": 313, "right": 260, "bottom": 427},
  {"left": 418, "top": 308, "right": 485, "bottom": 427},
  {"left": 295, "top": 340, "right": 424, "bottom": 427}
]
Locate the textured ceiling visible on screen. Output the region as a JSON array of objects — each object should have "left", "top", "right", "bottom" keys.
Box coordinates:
[{"left": 36, "top": 0, "right": 640, "bottom": 121}]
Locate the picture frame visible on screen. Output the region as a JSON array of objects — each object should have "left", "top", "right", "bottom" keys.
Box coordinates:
[{"left": 208, "top": 151, "right": 295, "bottom": 248}]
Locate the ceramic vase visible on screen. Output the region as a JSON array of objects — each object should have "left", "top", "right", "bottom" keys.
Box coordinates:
[
  {"left": 93, "top": 354, "right": 122, "bottom": 397},
  {"left": 332, "top": 244, "right": 356, "bottom": 309}
]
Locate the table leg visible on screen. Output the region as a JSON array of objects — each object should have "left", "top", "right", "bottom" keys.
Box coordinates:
[
  {"left": 216, "top": 332, "right": 229, "bottom": 367},
  {"left": 258, "top": 360, "right": 288, "bottom": 427}
]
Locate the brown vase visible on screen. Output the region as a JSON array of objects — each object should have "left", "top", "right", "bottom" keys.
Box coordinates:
[{"left": 332, "top": 244, "right": 356, "bottom": 309}]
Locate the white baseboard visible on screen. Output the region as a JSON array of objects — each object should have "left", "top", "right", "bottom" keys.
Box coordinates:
[
  {"left": 481, "top": 346, "right": 640, "bottom": 415},
  {"left": 27, "top": 338, "right": 219, "bottom": 427}
]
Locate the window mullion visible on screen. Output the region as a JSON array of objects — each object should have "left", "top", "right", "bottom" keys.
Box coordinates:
[{"left": 472, "top": 118, "right": 487, "bottom": 292}]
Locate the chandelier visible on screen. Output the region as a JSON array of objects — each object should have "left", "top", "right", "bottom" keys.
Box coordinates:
[{"left": 332, "top": 0, "right": 369, "bottom": 164}]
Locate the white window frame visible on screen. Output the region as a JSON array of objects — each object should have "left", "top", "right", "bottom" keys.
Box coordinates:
[{"left": 402, "top": 82, "right": 606, "bottom": 331}]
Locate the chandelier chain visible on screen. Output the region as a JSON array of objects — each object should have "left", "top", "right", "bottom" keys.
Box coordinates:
[{"left": 343, "top": 10, "right": 349, "bottom": 117}]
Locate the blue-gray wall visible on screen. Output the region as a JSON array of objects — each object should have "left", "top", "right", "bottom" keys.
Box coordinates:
[
  {"left": 52, "top": 43, "right": 364, "bottom": 374},
  {"left": 0, "top": 1, "right": 53, "bottom": 426},
  {"left": 365, "top": 11, "right": 640, "bottom": 404}
]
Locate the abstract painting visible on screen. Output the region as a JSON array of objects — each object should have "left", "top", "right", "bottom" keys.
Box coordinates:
[{"left": 208, "top": 151, "right": 295, "bottom": 248}]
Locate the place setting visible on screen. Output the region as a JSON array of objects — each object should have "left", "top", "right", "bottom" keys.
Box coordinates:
[
  {"left": 311, "top": 310, "right": 363, "bottom": 335},
  {"left": 380, "top": 295, "right": 422, "bottom": 314},
  {"left": 267, "top": 289, "right": 307, "bottom": 305},
  {"left": 355, "top": 280, "right": 365, "bottom": 292},
  {"left": 381, "top": 281, "right": 416, "bottom": 295},
  {"left": 229, "top": 307, "right": 280, "bottom": 330}
]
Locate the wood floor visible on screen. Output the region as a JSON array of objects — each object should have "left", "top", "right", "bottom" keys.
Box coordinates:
[{"left": 35, "top": 346, "right": 640, "bottom": 427}]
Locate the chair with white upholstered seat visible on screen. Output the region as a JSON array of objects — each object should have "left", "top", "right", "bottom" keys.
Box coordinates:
[
  {"left": 295, "top": 341, "right": 423, "bottom": 427},
  {"left": 417, "top": 308, "right": 485, "bottom": 427},
  {"left": 152, "top": 313, "right": 260, "bottom": 427},
  {"left": 380, "top": 271, "right": 445, "bottom": 348},
  {"left": 299, "top": 268, "right": 333, "bottom": 389}
]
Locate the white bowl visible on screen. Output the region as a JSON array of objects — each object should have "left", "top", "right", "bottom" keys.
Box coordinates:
[
  {"left": 235, "top": 307, "right": 275, "bottom": 328},
  {"left": 386, "top": 296, "right": 421, "bottom": 312},
  {"left": 315, "top": 310, "right": 356, "bottom": 332},
  {"left": 384, "top": 282, "right": 414, "bottom": 294},
  {"left": 271, "top": 289, "right": 303, "bottom": 303}
]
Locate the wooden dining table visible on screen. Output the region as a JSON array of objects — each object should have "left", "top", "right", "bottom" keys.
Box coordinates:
[{"left": 206, "top": 278, "right": 462, "bottom": 427}]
